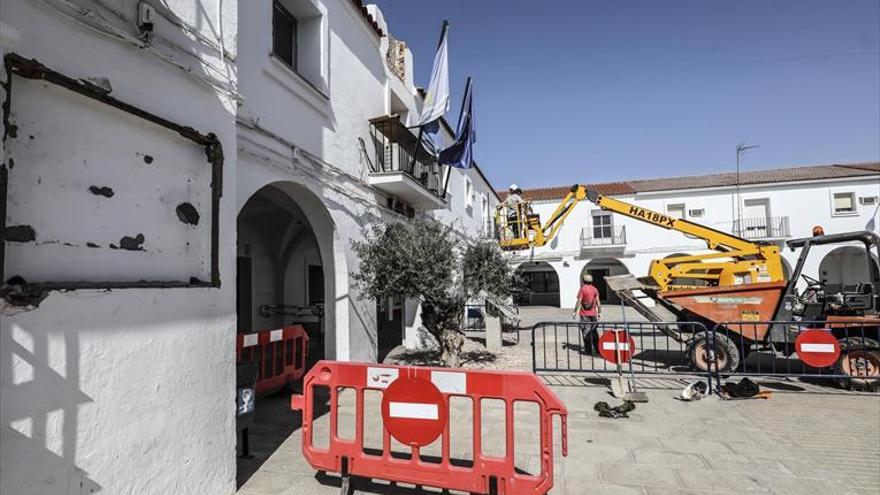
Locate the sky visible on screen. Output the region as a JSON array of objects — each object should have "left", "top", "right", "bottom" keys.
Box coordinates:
[{"left": 372, "top": 0, "right": 880, "bottom": 190}]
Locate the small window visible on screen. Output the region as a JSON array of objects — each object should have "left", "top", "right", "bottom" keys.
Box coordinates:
[
  {"left": 832, "top": 192, "right": 856, "bottom": 215},
  {"left": 667, "top": 203, "right": 686, "bottom": 219},
  {"left": 592, "top": 211, "right": 613, "bottom": 239},
  {"left": 688, "top": 208, "right": 705, "bottom": 218},
  {"left": 464, "top": 177, "right": 475, "bottom": 207},
  {"left": 860, "top": 196, "right": 878, "bottom": 206},
  {"left": 272, "top": 1, "right": 298, "bottom": 69}
]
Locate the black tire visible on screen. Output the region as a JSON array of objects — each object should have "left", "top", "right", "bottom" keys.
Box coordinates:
[
  {"left": 687, "top": 332, "right": 741, "bottom": 373},
  {"left": 835, "top": 337, "right": 880, "bottom": 392}
]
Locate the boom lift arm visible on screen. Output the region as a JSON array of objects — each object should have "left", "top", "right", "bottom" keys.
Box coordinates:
[
  {"left": 585, "top": 189, "right": 784, "bottom": 291},
  {"left": 496, "top": 183, "right": 784, "bottom": 291},
  {"left": 496, "top": 185, "right": 587, "bottom": 250}
]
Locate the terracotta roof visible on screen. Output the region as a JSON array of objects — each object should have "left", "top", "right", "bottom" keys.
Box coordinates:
[
  {"left": 351, "top": 0, "right": 384, "bottom": 37},
  {"left": 511, "top": 182, "right": 635, "bottom": 201},
  {"left": 500, "top": 162, "right": 880, "bottom": 201}
]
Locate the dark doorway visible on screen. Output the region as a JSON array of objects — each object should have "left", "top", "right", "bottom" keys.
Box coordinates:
[
  {"left": 514, "top": 262, "right": 561, "bottom": 306},
  {"left": 377, "top": 299, "right": 403, "bottom": 361},
  {"left": 588, "top": 268, "right": 611, "bottom": 303},
  {"left": 236, "top": 256, "right": 253, "bottom": 332},
  {"left": 308, "top": 264, "right": 324, "bottom": 304}
]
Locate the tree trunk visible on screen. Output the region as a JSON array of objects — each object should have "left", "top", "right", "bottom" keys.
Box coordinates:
[
  {"left": 438, "top": 329, "right": 465, "bottom": 368},
  {"left": 421, "top": 298, "right": 465, "bottom": 367}
]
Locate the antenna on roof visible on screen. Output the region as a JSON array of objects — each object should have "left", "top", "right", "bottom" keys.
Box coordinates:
[{"left": 734, "top": 142, "right": 760, "bottom": 233}]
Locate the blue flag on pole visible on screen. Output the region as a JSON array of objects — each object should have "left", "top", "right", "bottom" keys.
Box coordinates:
[{"left": 440, "top": 78, "right": 475, "bottom": 169}]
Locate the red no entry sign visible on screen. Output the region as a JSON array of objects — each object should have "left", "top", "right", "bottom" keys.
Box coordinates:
[
  {"left": 381, "top": 376, "right": 447, "bottom": 447},
  {"left": 795, "top": 329, "right": 840, "bottom": 369},
  {"left": 598, "top": 329, "right": 636, "bottom": 363}
]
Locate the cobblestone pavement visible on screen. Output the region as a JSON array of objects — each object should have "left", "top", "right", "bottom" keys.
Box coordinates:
[{"left": 237, "top": 307, "right": 880, "bottom": 495}]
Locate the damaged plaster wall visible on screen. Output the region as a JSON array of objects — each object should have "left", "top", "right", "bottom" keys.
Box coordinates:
[{"left": 1, "top": 2, "right": 239, "bottom": 495}]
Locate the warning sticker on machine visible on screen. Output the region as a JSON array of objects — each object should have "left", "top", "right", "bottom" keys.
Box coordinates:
[
  {"left": 741, "top": 310, "right": 761, "bottom": 321},
  {"left": 694, "top": 296, "right": 763, "bottom": 305}
]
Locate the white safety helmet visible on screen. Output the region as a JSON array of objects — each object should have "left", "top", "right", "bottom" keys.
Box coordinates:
[
  {"left": 582, "top": 274, "right": 593, "bottom": 284},
  {"left": 508, "top": 184, "right": 520, "bottom": 192}
]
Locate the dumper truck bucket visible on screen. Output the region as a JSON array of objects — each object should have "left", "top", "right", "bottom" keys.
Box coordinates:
[{"left": 659, "top": 281, "right": 787, "bottom": 341}]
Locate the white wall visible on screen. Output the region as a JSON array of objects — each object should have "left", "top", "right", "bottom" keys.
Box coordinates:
[
  {"left": 1, "top": 2, "right": 239, "bottom": 495},
  {"left": 1, "top": 1, "right": 501, "bottom": 492},
  {"left": 516, "top": 176, "right": 880, "bottom": 307}
]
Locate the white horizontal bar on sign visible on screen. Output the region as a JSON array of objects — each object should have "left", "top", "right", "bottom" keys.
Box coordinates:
[
  {"left": 602, "top": 342, "right": 630, "bottom": 351},
  {"left": 270, "top": 329, "right": 283, "bottom": 342},
  {"left": 243, "top": 334, "right": 258, "bottom": 347},
  {"left": 431, "top": 371, "right": 466, "bottom": 394},
  {"left": 800, "top": 343, "right": 836, "bottom": 353},
  {"left": 389, "top": 402, "right": 439, "bottom": 420}
]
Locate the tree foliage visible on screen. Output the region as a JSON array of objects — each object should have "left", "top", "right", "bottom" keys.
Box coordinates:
[{"left": 352, "top": 219, "right": 513, "bottom": 367}]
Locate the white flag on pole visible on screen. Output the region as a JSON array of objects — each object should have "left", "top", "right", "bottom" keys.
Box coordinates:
[{"left": 417, "top": 23, "right": 450, "bottom": 126}]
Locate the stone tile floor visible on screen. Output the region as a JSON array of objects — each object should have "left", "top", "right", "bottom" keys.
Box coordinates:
[{"left": 237, "top": 307, "right": 880, "bottom": 495}]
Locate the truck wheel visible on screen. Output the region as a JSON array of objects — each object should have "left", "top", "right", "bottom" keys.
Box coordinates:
[
  {"left": 836, "top": 337, "right": 880, "bottom": 391},
  {"left": 687, "top": 332, "right": 741, "bottom": 373}
]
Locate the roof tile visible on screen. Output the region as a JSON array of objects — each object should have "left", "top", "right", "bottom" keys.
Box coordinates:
[{"left": 504, "top": 162, "right": 879, "bottom": 201}]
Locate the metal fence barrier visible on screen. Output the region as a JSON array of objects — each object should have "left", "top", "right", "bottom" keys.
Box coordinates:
[
  {"left": 531, "top": 320, "right": 711, "bottom": 379},
  {"left": 709, "top": 320, "right": 880, "bottom": 391},
  {"left": 530, "top": 319, "right": 880, "bottom": 393}
]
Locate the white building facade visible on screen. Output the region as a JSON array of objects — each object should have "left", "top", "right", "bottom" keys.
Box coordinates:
[
  {"left": 510, "top": 163, "right": 880, "bottom": 308},
  {"left": 0, "top": 1, "right": 496, "bottom": 494}
]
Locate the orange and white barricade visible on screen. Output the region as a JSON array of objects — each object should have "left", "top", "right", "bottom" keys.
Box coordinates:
[
  {"left": 291, "top": 360, "right": 568, "bottom": 494},
  {"left": 236, "top": 325, "right": 309, "bottom": 395}
]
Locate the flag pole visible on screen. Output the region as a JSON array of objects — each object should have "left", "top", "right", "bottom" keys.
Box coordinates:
[
  {"left": 411, "top": 20, "right": 449, "bottom": 173},
  {"left": 441, "top": 76, "right": 472, "bottom": 199}
]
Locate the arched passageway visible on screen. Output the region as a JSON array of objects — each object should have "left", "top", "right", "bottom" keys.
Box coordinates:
[
  {"left": 819, "top": 246, "right": 880, "bottom": 293},
  {"left": 514, "top": 261, "right": 561, "bottom": 306},
  {"left": 236, "top": 184, "right": 328, "bottom": 350},
  {"left": 581, "top": 258, "right": 630, "bottom": 304},
  {"left": 235, "top": 182, "right": 337, "bottom": 488}
]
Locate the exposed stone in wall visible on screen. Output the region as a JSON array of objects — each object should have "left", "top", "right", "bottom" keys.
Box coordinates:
[{"left": 386, "top": 35, "right": 406, "bottom": 82}]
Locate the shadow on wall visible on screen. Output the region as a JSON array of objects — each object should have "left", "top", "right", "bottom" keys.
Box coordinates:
[{"left": 1, "top": 322, "right": 101, "bottom": 494}]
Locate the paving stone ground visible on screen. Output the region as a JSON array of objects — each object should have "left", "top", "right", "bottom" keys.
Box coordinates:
[{"left": 236, "top": 307, "right": 880, "bottom": 495}]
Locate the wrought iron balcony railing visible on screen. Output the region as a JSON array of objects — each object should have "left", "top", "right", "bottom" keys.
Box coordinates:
[
  {"left": 368, "top": 115, "right": 442, "bottom": 193},
  {"left": 733, "top": 216, "right": 790, "bottom": 240},
  {"left": 581, "top": 225, "right": 627, "bottom": 247}
]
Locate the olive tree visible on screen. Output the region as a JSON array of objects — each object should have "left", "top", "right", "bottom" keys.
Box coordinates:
[{"left": 352, "top": 219, "right": 515, "bottom": 367}]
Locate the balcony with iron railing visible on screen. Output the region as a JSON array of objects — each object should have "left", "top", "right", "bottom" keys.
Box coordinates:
[
  {"left": 732, "top": 216, "right": 790, "bottom": 240},
  {"left": 581, "top": 225, "right": 627, "bottom": 249},
  {"left": 367, "top": 114, "right": 445, "bottom": 210}
]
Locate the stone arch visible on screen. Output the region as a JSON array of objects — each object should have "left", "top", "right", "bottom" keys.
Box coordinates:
[
  {"left": 236, "top": 180, "right": 345, "bottom": 361},
  {"left": 513, "top": 261, "right": 561, "bottom": 307},
  {"left": 819, "top": 246, "right": 880, "bottom": 293},
  {"left": 581, "top": 258, "right": 630, "bottom": 304}
]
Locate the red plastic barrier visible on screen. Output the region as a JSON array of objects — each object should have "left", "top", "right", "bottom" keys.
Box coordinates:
[
  {"left": 236, "top": 325, "right": 309, "bottom": 395},
  {"left": 291, "top": 361, "right": 568, "bottom": 495}
]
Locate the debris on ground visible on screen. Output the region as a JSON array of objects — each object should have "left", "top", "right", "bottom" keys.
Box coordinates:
[
  {"left": 594, "top": 400, "right": 636, "bottom": 419},
  {"left": 720, "top": 377, "right": 773, "bottom": 400},
  {"left": 677, "top": 381, "right": 708, "bottom": 401}
]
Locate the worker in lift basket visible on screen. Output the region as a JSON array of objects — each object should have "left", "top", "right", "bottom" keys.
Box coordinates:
[
  {"left": 572, "top": 273, "right": 601, "bottom": 354},
  {"left": 499, "top": 184, "right": 524, "bottom": 238}
]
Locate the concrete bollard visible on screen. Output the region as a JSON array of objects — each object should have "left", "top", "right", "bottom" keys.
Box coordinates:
[{"left": 485, "top": 314, "right": 502, "bottom": 352}]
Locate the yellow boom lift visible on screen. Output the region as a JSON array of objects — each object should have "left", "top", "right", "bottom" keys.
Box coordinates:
[{"left": 497, "top": 185, "right": 785, "bottom": 291}]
